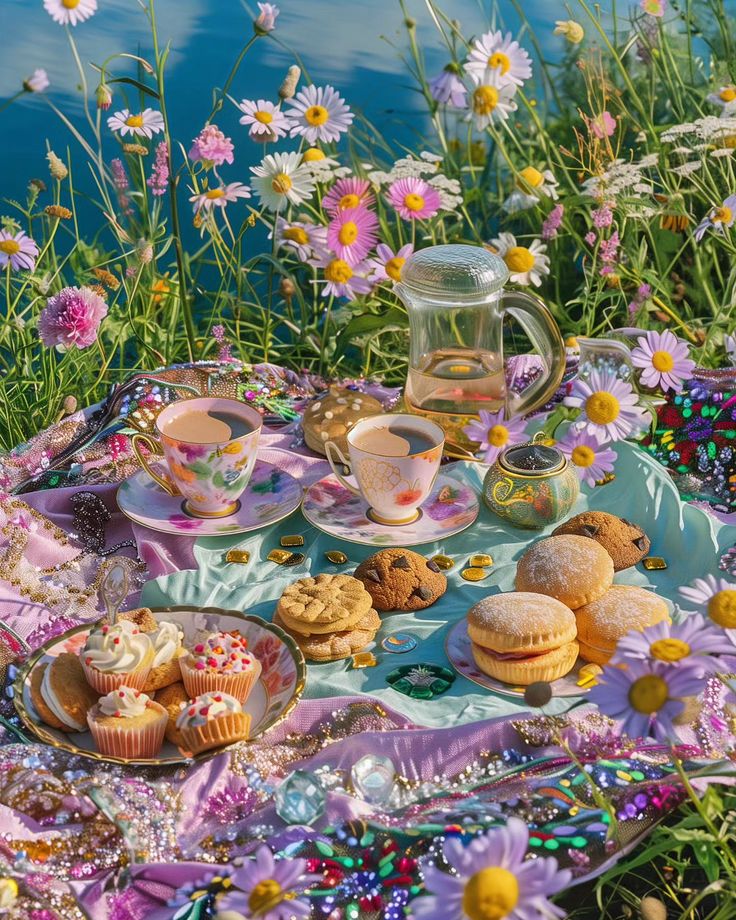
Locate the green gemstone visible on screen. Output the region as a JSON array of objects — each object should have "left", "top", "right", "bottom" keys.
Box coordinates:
[
  {"left": 316, "top": 841, "right": 334, "bottom": 856},
  {"left": 529, "top": 836, "right": 542, "bottom": 847},
  {"left": 543, "top": 839, "right": 560, "bottom": 850},
  {"left": 683, "top": 408, "right": 692, "bottom": 418},
  {"left": 570, "top": 836, "right": 587, "bottom": 848}
]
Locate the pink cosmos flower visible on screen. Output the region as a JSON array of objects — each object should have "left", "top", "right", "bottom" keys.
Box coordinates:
[
  {"left": 38, "top": 286, "right": 107, "bottom": 349},
  {"left": 555, "top": 427, "right": 617, "bottom": 487},
  {"left": 463, "top": 409, "right": 529, "bottom": 464},
  {"left": 631, "top": 329, "right": 696, "bottom": 393},
  {"left": 589, "top": 111, "right": 616, "bottom": 139},
  {"left": 0, "top": 230, "right": 39, "bottom": 272},
  {"left": 190, "top": 181, "right": 251, "bottom": 214},
  {"left": 322, "top": 177, "right": 375, "bottom": 215},
  {"left": 326, "top": 206, "right": 379, "bottom": 265},
  {"left": 386, "top": 177, "right": 441, "bottom": 220},
  {"left": 368, "top": 242, "right": 414, "bottom": 283},
  {"left": 188, "top": 125, "right": 234, "bottom": 167},
  {"left": 429, "top": 67, "right": 468, "bottom": 108}
]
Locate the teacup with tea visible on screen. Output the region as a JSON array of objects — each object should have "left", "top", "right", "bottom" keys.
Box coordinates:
[
  {"left": 131, "top": 397, "right": 262, "bottom": 518},
  {"left": 325, "top": 413, "right": 444, "bottom": 525}
]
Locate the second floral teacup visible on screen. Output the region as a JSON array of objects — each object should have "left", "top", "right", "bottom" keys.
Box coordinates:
[
  {"left": 325, "top": 413, "right": 444, "bottom": 525},
  {"left": 131, "top": 397, "right": 262, "bottom": 518}
]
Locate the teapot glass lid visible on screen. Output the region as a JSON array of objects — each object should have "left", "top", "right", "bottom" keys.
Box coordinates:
[{"left": 400, "top": 244, "right": 510, "bottom": 303}]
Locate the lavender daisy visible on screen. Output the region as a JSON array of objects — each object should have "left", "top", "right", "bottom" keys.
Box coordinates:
[
  {"left": 612, "top": 615, "right": 734, "bottom": 674},
  {"left": 630, "top": 330, "right": 695, "bottom": 393},
  {"left": 273, "top": 217, "right": 328, "bottom": 262},
  {"left": 463, "top": 409, "right": 529, "bottom": 464},
  {"left": 368, "top": 242, "right": 414, "bottom": 283},
  {"left": 286, "top": 84, "right": 353, "bottom": 144},
  {"left": 218, "top": 845, "right": 313, "bottom": 919},
  {"left": 0, "top": 230, "right": 39, "bottom": 272},
  {"left": 464, "top": 31, "right": 533, "bottom": 87},
  {"left": 694, "top": 194, "right": 736, "bottom": 241},
  {"left": 386, "top": 177, "right": 441, "bottom": 220},
  {"left": 190, "top": 181, "right": 251, "bottom": 214},
  {"left": 679, "top": 575, "right": 736, "bottom": 628},
  {"left": 412, "top": 817, "right": 571, "bottom": 920},
  {"left": 555, "top": 427, "right": 617, "bottom": 487},
  {"left": 312, "top": 254, "right": 372, "bottom": 299},
  {"left": 327, "top": 206, "right": 379, "bottom": 265},
  {"left": 565, "top": 369, "right": 648, "bottom": 442},
  {"left": 429, "top": 65, "right": 468, "bottom": 108},
  {"left": 237, "top": 99, "right": 292, "bottom": 141}
]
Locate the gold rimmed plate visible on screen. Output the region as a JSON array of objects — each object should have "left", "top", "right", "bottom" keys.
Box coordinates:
[{"left": 14, "top": 605, "right": 306, "bottom": 766}]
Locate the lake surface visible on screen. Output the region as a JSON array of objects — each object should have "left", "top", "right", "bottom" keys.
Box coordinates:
[{"left": 0, "top": 0, "right": 567, "bottom": 204}]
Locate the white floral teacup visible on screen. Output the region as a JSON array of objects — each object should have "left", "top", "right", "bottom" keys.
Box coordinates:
[{"left": 325, "top": 413, "right": 444, "bottom": 525}]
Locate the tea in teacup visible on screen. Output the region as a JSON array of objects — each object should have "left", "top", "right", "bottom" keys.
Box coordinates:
[
  {"left": 352, "top": 422, "right": 437, "bottom": 457},
  {"left": 162, "top": 409, "right": 255, "bottom": 443}
]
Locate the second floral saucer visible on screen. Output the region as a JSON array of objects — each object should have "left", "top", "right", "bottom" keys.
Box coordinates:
[
  {"left": 301, "top": 472, "right": 479, "bottom": 546},
  {"left": 117, "top": 460, "right": 302, "bottom": 536}
]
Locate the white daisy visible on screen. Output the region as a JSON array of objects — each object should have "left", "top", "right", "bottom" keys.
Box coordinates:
[
  {"left": 236, "top": 99, "right": 292, "bottom": 140},
  {"left": 564, "top": 368, "right": 648, "bottom": 442},
  {"left": 679, "top": 575, "right": 736, "bottom": 627},
  {"left": 301, "top": 148, "right": 347, "bottom": 182},
  {"left": 44, "top": 0, "right": 97, "bottom": 26},
  {"left": 107, "top": 109, "right": 165, "bottom": 139},
  {"left": 467, "top": 68, "right": 518, "bottom": 130},
  {"left": 706, "top": 86, "right": 736, "bottom": 116},
  {"left": 285, "top": 84, "right": 353, "bottom": 144},
  {"left": 503, "top": 166, "right": 559, "bottom": 212},
  {"left": 486, "top": 232, "right": 550, "bottom": 287},
  {"left": 189, "top": 181, "right": 251, "bottom": 214},
  {"left": 464, "top": 30, "right": 532, "bottom": 86},
  {"left": 272, "top": 217, "right": 328, "bottom": 262},
  {"left": 250, "top": 151, "right": 315, "bottom": 212}
]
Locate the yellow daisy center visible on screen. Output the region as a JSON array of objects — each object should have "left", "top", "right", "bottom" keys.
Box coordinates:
[
  {"left": 324, "top": 258, "right": 353, "bottom": 284},
  {"left": 385, "top": 256, "right": 405, "bottom": 282},
  {"left": 0, "top": 240, "right": 21, "bottom": 256},
  {"left": 651, "top": 350, "right": 675, "bottom": 372},
  {"left": 283, "top": 227, "right": 310, "bottom": 245},
  {"left": 720, "top": 87, "right": 736, "bottom": 102},
  {"left": 487, "top": 51, "right": 511, "bottom": 75},
  {"left": 338, "top": 221, "right": 359, "bottom": 245},
  {"left": 473, "top": 85, "right": 499, "bottom": 115},
  {"left": 504, "top": 246, "right": 535, "bottom": 273},
  {"left": 305, "top": 105, "right": 329, "bottom": 126},
  {"left": 708, "top": 589, "right": 736, "bottom": 628},
  {"left": 125, "top": 114, "right": 144, "bottom": 128},
  {"left": 585, "top": 390, "right": 620, "bottom": 425},
  {"left": 488, "top": 424, "right": 509, "bottom": 447},
  {"left": 462, "top": 867, "right": 519, "bottom": 920},
  {"left": 518, "top": 166, "right": 544, "bottom": 189},
  {"left": 248, "top": 879, "right": 287, "bottom": 914},
  {"left": 205, "top": 188, "right": 225, "bottom": 199},
  {"left": 254, "top": 110, "right": 273, "bottom": 124},
  {"left": 302, "top": 147, "right": 325, "bottom": 162},
  {"left": 271, "top": 173, "right": 293, "bottom": 194},
  {"left": 712, "top": 206, "right": 732, "bottom": 224},
  {"left": 628, "top": 674, "right": 669, "bottom": 714},
  {"left": 339, "top": 193, "right": 361, "bottom": 209},
  {"left": 63, "top": 0, "right": 81, "bottom": 7},
  {"left": 404, "top": 192, "right": 426, "bottom": 212},
  {"left": 571, "top": 445, "right": 595, "bottom": 467},
  {"left": 650, "top": 638, "right": 691, "bottom": 662}
]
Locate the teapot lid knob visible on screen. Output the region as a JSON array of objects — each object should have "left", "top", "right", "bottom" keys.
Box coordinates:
[{"left": 400, "top": 243, "right": 509, "bottom": 302}]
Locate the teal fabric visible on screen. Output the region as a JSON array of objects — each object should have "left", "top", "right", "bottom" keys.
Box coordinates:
[{"left": 141, "top": 442, "right": 729, "bottom": 728}]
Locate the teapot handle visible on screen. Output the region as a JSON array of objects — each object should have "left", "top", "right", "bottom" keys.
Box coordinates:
[{"left": 499, "top": 290, "right": 566, "bottom": 417}]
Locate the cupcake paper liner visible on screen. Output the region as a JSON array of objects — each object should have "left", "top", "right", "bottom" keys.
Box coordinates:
[
  {"left": 87, "top": 704, "right": 167, "bottom": 759},
  {"left": 180, "top": 657, "right": 262, "bottom": 703},
  {"left": 81, "top": 658, "right": 152, "bottom": 695},
  {"left": 180, "top": 710, "right": 251, "bottom": 755}
]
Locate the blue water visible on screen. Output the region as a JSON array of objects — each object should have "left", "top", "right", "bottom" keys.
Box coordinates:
[{"left": 0, "top": 0, "right": 565, "bottom": 205}]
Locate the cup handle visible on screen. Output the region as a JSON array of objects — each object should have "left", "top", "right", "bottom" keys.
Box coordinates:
[
  {"left": 130, "top": 433, "right": 180, "bottom": 496},
  {"left": 324, "top": 441, "right": 360, "bottom": 496}
]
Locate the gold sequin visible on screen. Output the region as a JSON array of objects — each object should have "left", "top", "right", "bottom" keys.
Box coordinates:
[
  {"left": 280, "top": 535, "right": 305, "bottom": 547},
  {"left": 325, "top": 550, "right": 348, "bottom": 564},
  {"left": 468, "top": 553, "right": 493, "bottom": 567},
  {"left": 430, "top": 554, "right": 454, "bottom": 570},
  {"left": 267, "top": 549, "right": 292, "bottom": 564},
  {"left": 577, "top": 663, "right": 602, "bottom": 688},
  {"left": 642, "top": 556, "right": 668, "bottom": 570},
  {"left": 460, "top": 567, "right": 489, "bottom": 581},
  {"left": 350, "top": 652, "right": 377, "bottom": 668},
  {"left": 283, "top": 552, "right": 305, "bottom": 566},
  {"left": 225, "top": 549, "right": 250, "bottom": 564}
]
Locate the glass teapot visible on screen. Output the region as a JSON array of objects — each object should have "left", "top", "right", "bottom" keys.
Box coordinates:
[{"left": 395, "top": 244, "right": 565, "bottom": 457}]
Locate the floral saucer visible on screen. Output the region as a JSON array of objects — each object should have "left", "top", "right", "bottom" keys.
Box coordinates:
[
  {"left": 445, "top": 619, "right": 592, "bottom": 699},
  {"left": 117, "top": 460, "right": 302, "bottom": 536},
  {"left": 301, "top": 472, "right": 479, "bottom": 546}
]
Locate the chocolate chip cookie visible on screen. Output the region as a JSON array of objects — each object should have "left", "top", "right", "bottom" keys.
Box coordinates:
[
  {"left": 552, "top": 511, "right": 650, "bottom": 571},
  {"left": 354, "top": 548, "right": 447, "bottom": 611}
]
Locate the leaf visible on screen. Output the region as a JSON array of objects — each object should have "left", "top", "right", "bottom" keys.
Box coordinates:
[
  {"left": 188, "top": 461, "right": 211, "bottom": 478},
  {"left": 334, "top": 307, "right": 407, "bottom": 356},
  {"left": 108, "top": 76, "right": 160, "bottom": 100}
]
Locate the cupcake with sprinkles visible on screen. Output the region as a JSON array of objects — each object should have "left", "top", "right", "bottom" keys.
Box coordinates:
[
  {"left": 87, "top": 686, "right": 167, "bottom": 759},
  {"left": 179, "top": 631, "right": 261, "bottom": 702},
  {"left": 80, "top": 620, "right": 154, "bottom": 694},
  {"left": 176, "top": 690, "right": 251, "bottom": 755}
]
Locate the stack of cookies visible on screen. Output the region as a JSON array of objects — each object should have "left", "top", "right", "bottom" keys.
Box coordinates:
[{"left": 273, "top": 573, "right": 381, "bottom": 662}]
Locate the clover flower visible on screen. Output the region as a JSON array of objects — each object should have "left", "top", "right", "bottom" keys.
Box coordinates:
[
  {"left": 38, "top": 286, "right": 107, "bottom": 349},
  {"left": 565, "top": 368, "right": 648, "bottom": 441},
  {"left": 286, "top": 84, "right": 353, "bottom": 144},
  {"left": 630, "top": 329, "right": 695, "bottom": 393},
  {"left": 188, "top": 125, "right": 235, "bottom": 166},
  {"left": 0, "top": 230, "right": 39, "bottom": 273},
  {"left": 464, "top": 31, "right": 532, "bottom": 87},
  {"left": 555, "top": 427, "right": 617, "bottom": 487}
]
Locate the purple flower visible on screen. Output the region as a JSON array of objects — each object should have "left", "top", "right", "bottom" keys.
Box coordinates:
[
  {"left": 555, "top": 427, "right": 617, "bottom": 487},
  {"left": 592, "top": 204, "right": 613, "bottom": 228},
  {"left": 411, "top": 818, "right": 571, "bottom": 920},
  {"left": 429, "top": 66, "right": 468, "bottom": 108},
  {"left": 254, "top": 2, "right": 279, "bottom": 33},
  {"left": 584, "top": 230, "right": 597, "bottom": 246},
  {"left": 168, "top": 514, "right": 203, "bottom": 530},
  {"left": 599, "top": 230, "right": 620, "bottom": 263},
  {"left": 386, "top": 177, "right": 442, "bottom": 220},
  {"left": 541, "top": 204, "right": 564, "bottom": 240},
  {"left": 589, "top": 658, "right": 706, "bottom": 741},
  {"left": 565, "top": 368, "right": 647, "bottom": 442},
  {"left": 695, "top": 194, "right": 736, "bottom": 241},
  {"left": 38, "top": 286, "right": 107, "bottom": 349},
  {"left": 188, "top": 125, "right": 235, "bottom": 167},
  {"left": 631, "top": 329, "right": 695, "bottom": 393},
  {"left": 0, "top": 230, "right": 39, "bottom": 272},
  {"left": 218, "top": 845, "right": 313, "bottom": 919},
  {"left": 463, "top": 409, "right": 529, "bottom": 464},
  {"left": 613, "top": 615, "right": 733, "bottom": 676},
  {"left": 147, "top": 141, "right": 169, "bottom": 197},
  {"left": 23, "top": 69, "right": 49, "bottom": 93}
]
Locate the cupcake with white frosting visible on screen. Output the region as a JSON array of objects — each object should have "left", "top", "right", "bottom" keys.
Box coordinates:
[
  {"left": 176, "top": 691, "right": 251, "bottom": 755},
  {"left": 80, "top": 620, "right": 154, "bottom": 694},
  {"left": 179, "top": 632, "right": 261, "bottom": 702},
  {"left": 87, "top": 686, "right": 167, "bottom": 759},
  {"left": 143, "top": 620, "right": 184, "bottom": 692}
]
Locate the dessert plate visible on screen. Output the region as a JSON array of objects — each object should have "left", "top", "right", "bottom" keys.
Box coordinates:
[
  {"left": 14, "top": 606, "right": 306, "bottom": 766},
  {"left": 117, "top": 460, "right": 302, "bottom": 536},
  {"left": 445, "top": 619, "right": 592, "bottom": 699},
  {"left": 301, "top": 472, "right": 479, "bottom": 546}
]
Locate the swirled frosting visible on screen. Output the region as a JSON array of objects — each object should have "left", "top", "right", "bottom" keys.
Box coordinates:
[
  {"left": 98, "top": 686, "right": 150, "bottom": 719},
  {"left": 151, "top": 621, "right": 183, "bottom": 669},
  {"left": 187, "top": 632, "right": 256, "bottom": 674},
  {"left": 82, "top": 620, "right": 152, "bottom": 673},
  {"left": 175, "top": 691, "right": 242, "bottom": 729}
]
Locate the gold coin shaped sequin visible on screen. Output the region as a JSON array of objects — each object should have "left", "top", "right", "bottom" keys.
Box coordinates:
[
  {"left": 224, "top": 549, "right": 250, "bottom": 565},
  {"left": 283, "top": 552, "right": 305, "bottom": 566},
  {"left": 430, "top": 554, "right": 454, "bottom": 570},
  {"left": 468, "top": 554, "right": 493, "bottom": 568},
  {"left": 325, "top": 550, "right": 348, "bottom": 565},
  {"left": 577, "top": 663, "right": 602, "bottom": 688},
  {"left": 460, "top": 567, "right": 489, "bottom": 582},
  {"left": 280, "top": 535, "right": 305, "bottom": 547},
  {"left": 351, "top": 652, "right": 377, "bottom": 669},
  {"left": 267, "top": 549, "right": 293, "bottom": 564},
  {"left": 642, "top": 556, "right": 668, "bottom": 571}
]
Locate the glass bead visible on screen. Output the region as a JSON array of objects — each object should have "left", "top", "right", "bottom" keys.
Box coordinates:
[
  {"left": 461, "top": 567, "right": 488, "bottom": 581},
  {"left": 274, "top": 770, "right": 325, "bottom": 826},
  {"left": 350, "top": 754, "right": 396, "bottom": 805},
  {"left": 325, "top": 550, "right": 348, "bottom": 564},
  {"left": 468, "top": 554, "right": 493, "bottom": 568}
]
